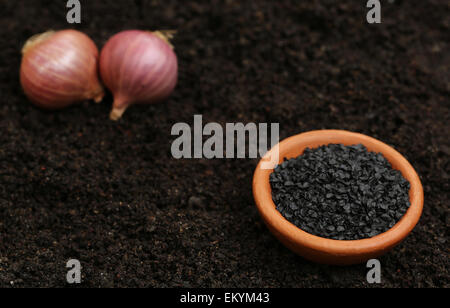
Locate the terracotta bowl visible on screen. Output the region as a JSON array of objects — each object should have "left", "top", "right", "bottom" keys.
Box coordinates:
[{"left": 253, "top": 130, "right": 424, "bottom": 265}]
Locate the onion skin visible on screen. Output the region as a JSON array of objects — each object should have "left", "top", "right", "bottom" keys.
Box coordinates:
[
  {"left": 100, "top": 30, "right": 178, "bottom": 120},
  {"left": 20, "top": 30, "right": 104, "bottom": 110}
]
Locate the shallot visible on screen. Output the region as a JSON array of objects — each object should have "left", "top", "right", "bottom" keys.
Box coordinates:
[
  {"left": 20, "top": 30, "right": 104, "bottom": 109},
  {"left": 100, "top": 30, "right": 178, "bottom": 120}
]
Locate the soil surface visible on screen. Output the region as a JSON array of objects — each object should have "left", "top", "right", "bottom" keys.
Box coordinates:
[{"left": 0, "top": 0, "right": 448, "bottom": 288}]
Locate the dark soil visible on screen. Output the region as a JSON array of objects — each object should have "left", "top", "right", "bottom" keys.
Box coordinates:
[{"left": 0, "top": 0, "right": 448, "bottom": 288}]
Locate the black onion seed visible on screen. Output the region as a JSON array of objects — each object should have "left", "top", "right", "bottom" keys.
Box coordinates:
[{"left": 270, "top": 144, "right": 411, "bottom": 240}]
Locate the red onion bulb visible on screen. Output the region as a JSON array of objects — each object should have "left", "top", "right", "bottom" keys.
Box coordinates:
[
  {"left": 100, "top": 30, "right": 178, "bottom": 120},
  {"left": 20, "top": 30, "right": 104, "bottom": 109}
]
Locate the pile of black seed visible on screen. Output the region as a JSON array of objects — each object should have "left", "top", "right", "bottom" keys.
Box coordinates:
[{"left": 270, "top": 144, "right": 411, "bottom": 240}]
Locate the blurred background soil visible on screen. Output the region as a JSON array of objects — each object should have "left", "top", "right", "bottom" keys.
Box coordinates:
[{"left": 0, "top": 0, "right": 448, "bottom": 287}]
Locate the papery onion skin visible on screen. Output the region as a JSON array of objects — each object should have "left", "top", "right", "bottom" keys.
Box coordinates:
[
  {"left": 20, "top": 30, "right": 104, "bottom": 110},
  {"left": 99, "top": 30, "right": 178, "bottom": 120}
]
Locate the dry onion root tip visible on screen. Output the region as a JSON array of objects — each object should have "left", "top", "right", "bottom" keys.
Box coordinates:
[
  {"left": 92, "top": 87, "right": 106, "bottom": 103},
  {"left": 110, "top": 105, "right": 129, "bottom": 121},
  {"left": 152, "top": 30, "right": 177, "bottom": 49},
  {"left": 21, "top": 30, "right": 56, "bottom": 55}
]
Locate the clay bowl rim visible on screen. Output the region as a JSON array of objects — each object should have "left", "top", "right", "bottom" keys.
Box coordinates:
[{"left": 253, "top": 129, "right": 424, "bottom": 256}]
